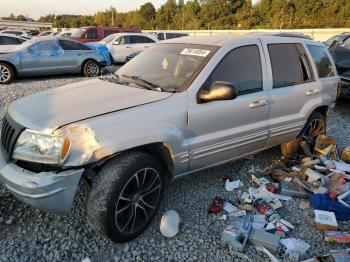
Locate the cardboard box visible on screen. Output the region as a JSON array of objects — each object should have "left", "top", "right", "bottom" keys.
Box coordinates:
[{"left": 314, "top": 210, "right": 338, "bottom": 231}]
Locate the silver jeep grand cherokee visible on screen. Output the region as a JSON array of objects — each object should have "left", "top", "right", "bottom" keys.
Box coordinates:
[{"left": 0, "top": 36, "right": 339, "bottom": 242}]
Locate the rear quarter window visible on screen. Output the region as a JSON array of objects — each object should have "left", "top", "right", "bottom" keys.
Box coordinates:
[{"left": 307, "top": 45, "right": 335, "bottom": 78}]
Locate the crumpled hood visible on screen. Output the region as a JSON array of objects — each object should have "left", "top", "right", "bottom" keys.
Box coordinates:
[{"left": 8, "top": 78, "right": 172, "bottom": 131}]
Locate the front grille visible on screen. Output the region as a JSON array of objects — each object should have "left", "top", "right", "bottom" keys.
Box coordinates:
[{"left": 0, "top": 113, "right": 24, "bottom": 162}]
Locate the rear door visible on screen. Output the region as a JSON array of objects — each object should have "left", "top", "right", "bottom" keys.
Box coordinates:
[
  {"left": 57, "top": 40, "right": 87, "bottom": 72},
  {"left": 131, "top": 35, "right": 156, "bottom": 53},
  {"left": 188, "top": 40, "right": 270, "bottom": 171},
  {"left": 261, "top": 38, "right": 320, "bottom": 147},
  {"left": 111, "top": 35, "right": 132, "bottom": 62}
]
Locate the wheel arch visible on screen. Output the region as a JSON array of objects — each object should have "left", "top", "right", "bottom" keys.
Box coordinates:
[
  {"left": 81, "top": 58, "right": 98, "bottom": 72},
  {"left": 88, "top": 142, "right": 175, "bottom": 179},
  {"left": 0, "top": 60, "right": 17, "bottom": 77}
]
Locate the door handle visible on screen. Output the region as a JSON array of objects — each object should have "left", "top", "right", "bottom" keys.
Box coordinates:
[
  {"left": 306, "top": 89, "right": 320, "bottom": 96},
  {"left": 77, "top": 53, "right": 83, "bottom": 56},
  {"left": 249, "top": 100, "right": 267, "bottom": 108},
  {"left": 125, "top": 46, "right": 131, "bottom": 49}
]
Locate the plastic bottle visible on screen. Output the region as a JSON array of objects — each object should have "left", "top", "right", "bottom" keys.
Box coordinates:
[
  {"left": 160, "top": 210, "right": 180, "bottom": 238},
  {"left": 319, "top": 156, "right": 336, "bottom": 169},
  {"left": 253, "top": 198, "right": 281, "bottom": 222}
]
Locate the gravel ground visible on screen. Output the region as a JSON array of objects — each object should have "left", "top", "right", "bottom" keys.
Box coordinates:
[{"left": 0, "top": 75, "right": 350, "bottom": 262}]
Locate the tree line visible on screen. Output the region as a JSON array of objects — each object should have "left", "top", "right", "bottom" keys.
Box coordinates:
[{"left": 4, "top": 0, "right": 350, "bottom": 30}]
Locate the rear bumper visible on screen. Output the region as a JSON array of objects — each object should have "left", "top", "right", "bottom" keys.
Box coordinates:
[{"left": 0, "top": 144, "right": 84, "bottom": 214}]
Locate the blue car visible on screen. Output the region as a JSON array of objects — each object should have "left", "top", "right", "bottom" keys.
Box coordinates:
[{"left": 0, "top": 37, "right": 111, "bottom": 84}]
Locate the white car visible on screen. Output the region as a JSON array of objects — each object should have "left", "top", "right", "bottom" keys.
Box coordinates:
[
  {"left": 155, "top": 32, "right": 188, "bottom": 41},
  {"left": 0, "top": 33, "right": 27, "bottom": 52},
  {"left": 0, "top": 30, "right": 31, "bottom": 40},
  {"left": 101, "top": 33, "right": 158, "bottom": 63}
]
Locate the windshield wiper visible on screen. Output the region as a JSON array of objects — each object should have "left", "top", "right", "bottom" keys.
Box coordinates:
[
  {"left": 102, "top": 74, "right": 129, "bottom": 85},
  {"left": 121, "top": 74, "right": 162, "bottom": 92}
]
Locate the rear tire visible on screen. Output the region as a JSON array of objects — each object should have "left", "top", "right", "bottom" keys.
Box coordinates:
[
  {"left": 82, "top": 60, "right": 100, "bottom": 77},
  {"left": 299, "top": 111, "right": 326, "bottom": 150},
  {"left": 86, "top": 151, "right": 165, "bottom": 243},
  {"left": 0, "top": 62, "right": 14, "bottom": 84}
]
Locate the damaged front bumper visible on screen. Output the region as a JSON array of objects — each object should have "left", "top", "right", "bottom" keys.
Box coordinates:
[{"left": 0, "top": 147, "right": 84, "bottom": 214}]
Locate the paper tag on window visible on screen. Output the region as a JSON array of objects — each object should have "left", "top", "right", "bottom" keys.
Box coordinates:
[{"left": 180, "top": 48, "right": 211, "bottom": 57}]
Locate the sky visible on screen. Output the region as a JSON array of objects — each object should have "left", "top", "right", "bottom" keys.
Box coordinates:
[{"left": 0, "top": 0, "right": 260, "bottom": 20}]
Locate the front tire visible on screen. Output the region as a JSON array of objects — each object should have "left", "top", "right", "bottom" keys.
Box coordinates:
[
  {"left": 82, "top": 60, "right": 100, "bottom": 77},
  {"left": 0, "top": 62, "right": 14, "bottom": 84},
  {"left": 86, "top": 151, "right": 165, "bottom": 243}
]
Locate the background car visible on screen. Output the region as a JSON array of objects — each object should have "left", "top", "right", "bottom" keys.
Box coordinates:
[
  {"left": 329, "top": 36, "right": 350, "bottom": 98},
  {"left": 0, "top": 29, "right": 31, "bottom": 39},
  {"left": 0, "top": 33, "right": 28, "bottom": 52},
  {"left": 37, "top": 31, "right": 52, "bottom": 37},
  {"left": 155, "top": 31, "right": 188, "bottom": 41},
  {"left": 125, "top": 50, "right": 141, "bottom": 63},
  {"left": 70, "top": 26, "right": 141, "bottom": 43},
  {"left": 248, "top": 31, "right": 312, "bottom": 39},
  {"left": 101, "top": 33, "right": 158, "bottom": 63},
  {"left": 324, "top": 33, "right": 350, "bottom": 48},
  {"left": 57, "top": 31, "right": 72, "bottom": 38},
  {"left": 155, "top": 31, "right": 189, "bottom": 41},
  {"left": 0, "top": 37, "right": 111, "bottom": 84}
]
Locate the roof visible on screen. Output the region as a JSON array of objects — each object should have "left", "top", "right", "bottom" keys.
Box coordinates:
[
  {"left": 162, "top": 34, "right": 318, "bottom": 47},
  {"left": 0, "top": 33, "right": 28, "bottom": 40}
]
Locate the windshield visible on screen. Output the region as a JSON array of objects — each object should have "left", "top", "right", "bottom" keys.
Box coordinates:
[
  {"left": 115, "top": 43, "right": 217, "bottom": 92},
  {"left": 71, "top": 28, "right": 86, "bottom": 37},
  {"left": 100, "top": 34, "right": 117, "bottom": 43},
  {"left": 325, "top": 35, "right": 347, "bottom": 46}
]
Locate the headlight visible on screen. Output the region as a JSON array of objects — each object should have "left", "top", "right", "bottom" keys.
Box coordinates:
[{"left": 13, "top": 129, "right": 70, "bottom": 165}]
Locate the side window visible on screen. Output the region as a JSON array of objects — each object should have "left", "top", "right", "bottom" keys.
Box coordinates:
[
  {"left": 307, "top": 45, "right": 335, "bottom": 78},
  {"left": 115, "top": 36, "right": 129, "bottom": 45},
  {"left": 128, "top": 36, "right": 137, "bottom": 44},
  {"left": 133, "top": 36, "right": 155, "bottom": 43},
  {"left": 340, "top": 38, "right": 350, "bottom": 49},
  {"left": 157, "top": 33, "right": 164, "bottom": 40},
  {"left": 205, "top": 45, "right": 263, "bottom": 95},
  {"left": 0, "top": 36, "right": 21, "bottom": 45},
  {"left": 79, "top": 43, "right": 91, "bottom": 50},
  {"left": 84, "top": 28, "right": 98, "bottom": 39},
  {"left": 104, "top": 30, "right": 116, "bottom": 37},
  {"left": 268, "top": 43, "right": 305, "bottom": 88},
  {"left": 59, "top": 40, "right": 82, "bottom": 50},
  {"left": 295, "top": 43, "right": 314, "bottom": 82}
]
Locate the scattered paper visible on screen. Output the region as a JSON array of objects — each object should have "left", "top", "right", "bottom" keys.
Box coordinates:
[
  {"left": 280, "top": 238, "right": 310, "bottom": 255},
  {"left": 223, "top": 201, "right": 238, "bottom": 213},
  {"left": 225, "top": 179, "right": 243, "bottom": 191},
  {"left": 273, "top": 193, "right": 293, "bottom": 201}
]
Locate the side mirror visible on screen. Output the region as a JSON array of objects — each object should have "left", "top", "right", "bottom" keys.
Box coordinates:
[{"left": 197, "top": 81, "right": 238, "bottom": 104}]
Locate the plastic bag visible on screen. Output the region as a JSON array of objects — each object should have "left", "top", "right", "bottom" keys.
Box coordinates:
[{"left": 327, "top": 172, "right": 347, "bottom": 200}]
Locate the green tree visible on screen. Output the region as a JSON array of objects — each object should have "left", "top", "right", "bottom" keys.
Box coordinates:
[{"left": 139, "top": 2, "right": 156, "bottom": 29}]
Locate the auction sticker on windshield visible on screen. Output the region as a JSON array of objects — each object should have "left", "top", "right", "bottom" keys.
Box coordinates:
[{"left": 180, "top": 48, "right": 211, "bottom": 57}]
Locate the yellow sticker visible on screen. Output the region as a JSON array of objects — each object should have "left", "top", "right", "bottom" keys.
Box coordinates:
[{"left": 162, "top": 58, "right": 168, "bottom": 70}]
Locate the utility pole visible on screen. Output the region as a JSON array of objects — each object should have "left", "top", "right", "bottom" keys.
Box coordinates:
[
  {"left": 111, "top": 11, "right": 114, "bottom": 26},
  {"left": 182, "top": 8, "right": 184, "bottom": 31}
]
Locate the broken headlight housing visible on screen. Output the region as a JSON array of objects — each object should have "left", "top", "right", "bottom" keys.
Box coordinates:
[{"left": 13, "top": 129, "right": 70, "bottom": 165}]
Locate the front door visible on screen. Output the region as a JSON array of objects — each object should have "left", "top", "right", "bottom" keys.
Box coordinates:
[{"left": 187, "top": 41, "right": 270, "bottom": 172}]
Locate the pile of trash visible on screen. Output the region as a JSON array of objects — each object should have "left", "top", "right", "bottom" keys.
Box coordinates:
[{"left": 208, "top": 135, "right": 350, "bottom": 261}]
